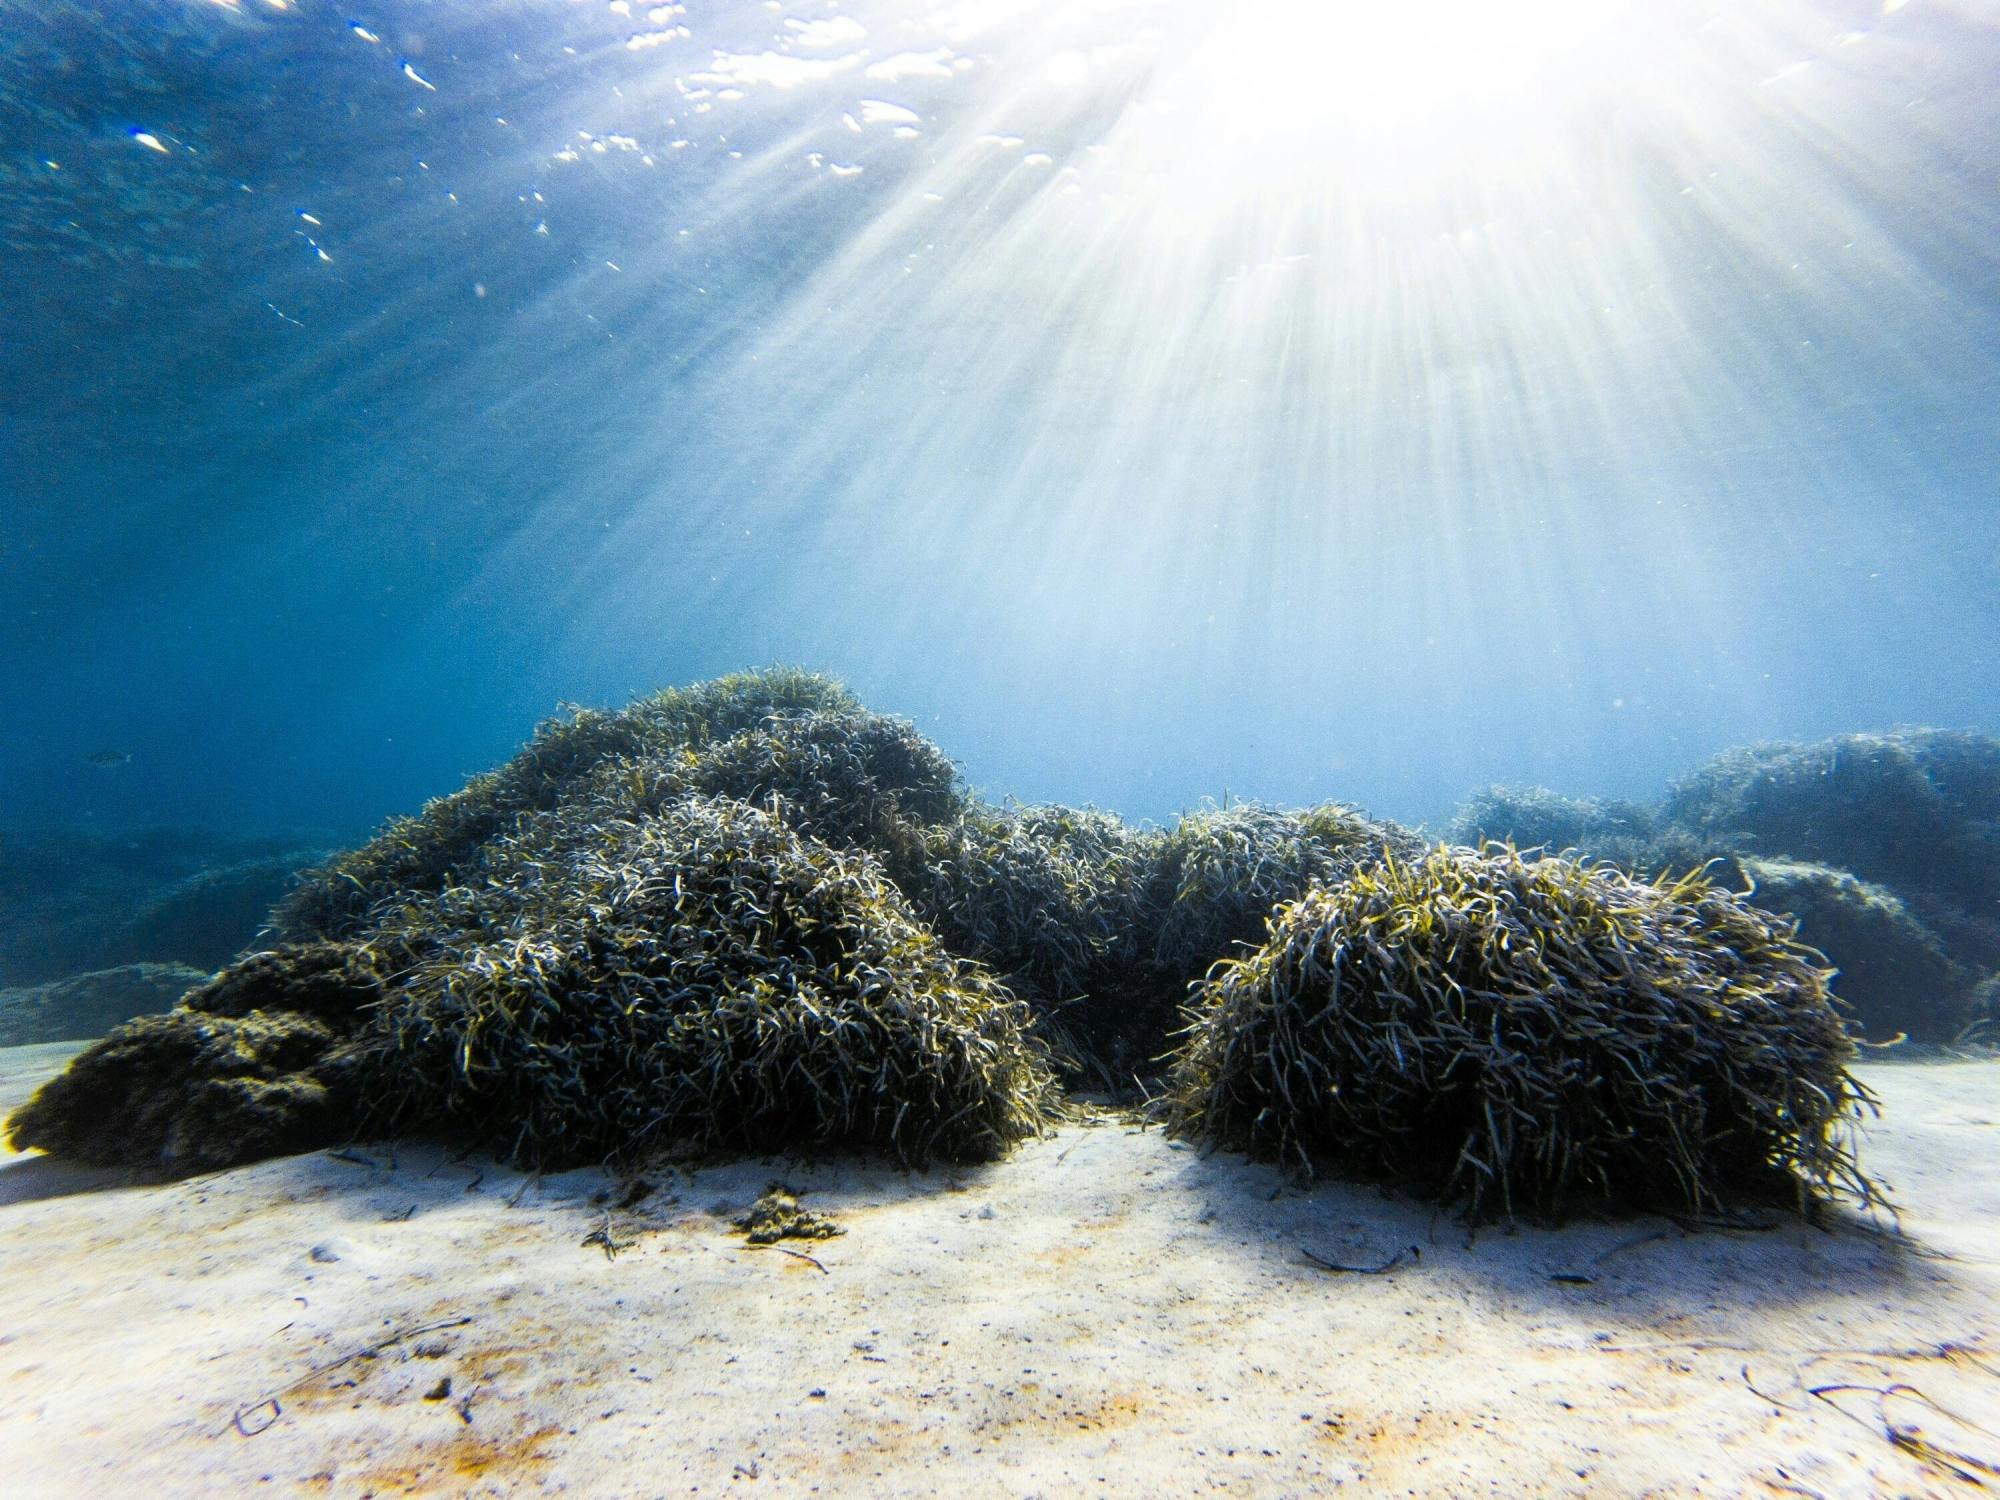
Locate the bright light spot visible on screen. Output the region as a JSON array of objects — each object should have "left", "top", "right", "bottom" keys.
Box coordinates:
[
  {"left": 784, "top": 16, "right": 867, "bottom": 48},
  {"left": 1043, "top": 49, "right": 1090, "bottom": 88},
  {"left": 866, "top": 48, "right": 957, "bottom": 82},
  {"left": 857, "top": 99, "right": 921, "bottom": 127},
  {"left": 693, "top": 50, "right": 862, "bottom": 89},
  {"left": 1130, "top": 0, "right": 1646, "bottom": 203}
]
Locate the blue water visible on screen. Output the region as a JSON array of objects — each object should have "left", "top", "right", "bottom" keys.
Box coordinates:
[{"left": 3, "top": 0, "right": 1997, "bottom": 841}]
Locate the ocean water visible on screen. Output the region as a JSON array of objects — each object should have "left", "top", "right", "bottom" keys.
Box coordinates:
[
  {"left": 0, "top": 0, "right": 1997, "bottom": 966},
  {"left": 1, "top": 11, "right": 1998, "bottom": 1490}
]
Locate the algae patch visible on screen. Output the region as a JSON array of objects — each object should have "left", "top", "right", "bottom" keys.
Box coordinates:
[{"left": 737, "top": 1183, "right": 845, "bottom": 1245}]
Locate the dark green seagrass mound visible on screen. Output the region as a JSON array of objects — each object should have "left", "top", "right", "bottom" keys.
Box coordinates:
[
  {"left": 1167, "top": 843, "right": 1881, "bottom": 1221},
  {"left": 7, "top": 669, "right": 1895, "bottom": 1208},
  {"left": 5, "top": 670, "right": 1050, "bottom": 1178},
  {"left": 1140, "top": 802, "right": 1427, "bottom": 978},
  {"left": 351, "top": 792, "right": 1057, "bottom": 1168},
  {"left": 6, "top": 787, "right": 1057, "bottom": 1177},
  {"left": 270, "top": 667, "right": 876, "bottom": 942},
  {"left": 906, "top": 803, "right": 1159, "bottom": 1073},
  {"left": 905, "top": 799, "right": 1426, "bottom": 1080}
]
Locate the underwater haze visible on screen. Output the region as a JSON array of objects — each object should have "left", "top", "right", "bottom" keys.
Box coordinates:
[{"left": 3, "top": 0, "right": 1999, "bottom": 840}]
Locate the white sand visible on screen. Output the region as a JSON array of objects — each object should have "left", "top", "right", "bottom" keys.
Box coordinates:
[{"left": 1, "top": 1049, "right": 1994, "bottom": 1498}]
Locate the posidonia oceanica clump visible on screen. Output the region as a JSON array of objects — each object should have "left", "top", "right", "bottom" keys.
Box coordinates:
[{"left": 1168, "top": 843, "right": 1883, "bottom": 1223}]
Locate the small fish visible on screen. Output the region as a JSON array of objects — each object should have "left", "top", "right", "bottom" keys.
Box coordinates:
[
  {"left": 350, "top": 21, "right": 381, "bottom": 44},
  {"left": 401, "top": 60, "right": 437, "bottom": 91},
  {"left": 85, "top": 749, "right": 133, "bottom": 767},
  {"left": 298, "top": 211, "right": 321, "bottom": 226},
  {"left": 128, "top": 129, "right": 169, "bottom": 154}
]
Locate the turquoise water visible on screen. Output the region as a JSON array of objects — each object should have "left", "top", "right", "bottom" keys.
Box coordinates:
[{"left": 2, "top": 0, "right": 1996, "bottom": 837}]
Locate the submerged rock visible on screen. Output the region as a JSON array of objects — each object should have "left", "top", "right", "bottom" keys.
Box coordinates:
[
  {"left": 1446, "top": 784, "right": 1661, "bottom": 860},
  {"left": 106, "top": 850, "right": 327, "bottom": 973},
  {"left": 3, "top": 944, "right": 387, "bottom": 1173},
  {"left": 0, "top": 962, "right": 208, "bottom": 1047},
  {"left": 1449, "top": 733, "right": 2000, "bottom": 1041},
  {"left": 1740, "top": 858, "right": 1973, "bottom": 1044},
  {"left": 1665, "top": 730, "right": 2000, "bottom": 977},
  {"left": 4, "top": 1007, "right": 361, "bottom": 1175},
  {"left": 0, "top": 826, "right": 324, "bottom": 986},
  {"left": 1966, "top": 973, "right": 2000, "bottom": 1047}
]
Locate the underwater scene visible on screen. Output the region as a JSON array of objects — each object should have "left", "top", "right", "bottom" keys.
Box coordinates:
[{"left": 2, "top": 1, "right": 1997, "bottom": 1495}]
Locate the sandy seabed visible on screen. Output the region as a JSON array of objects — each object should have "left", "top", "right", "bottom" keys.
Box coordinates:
[{"left": 0, "top": 1044, "right": 1994, "bottom": 1499}]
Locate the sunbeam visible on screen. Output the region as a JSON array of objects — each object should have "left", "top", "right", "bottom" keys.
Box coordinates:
[
  {"left": 4, "top": 0, "right": 1997, "bottom": 825},
  {"left": 446, "top": 0, "right": 1995, "bottom": 810}
]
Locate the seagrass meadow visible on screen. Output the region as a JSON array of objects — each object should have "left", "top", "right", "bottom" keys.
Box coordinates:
[{"left": 6, "top": 670, "right": 1887, "bottom": 1225}]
